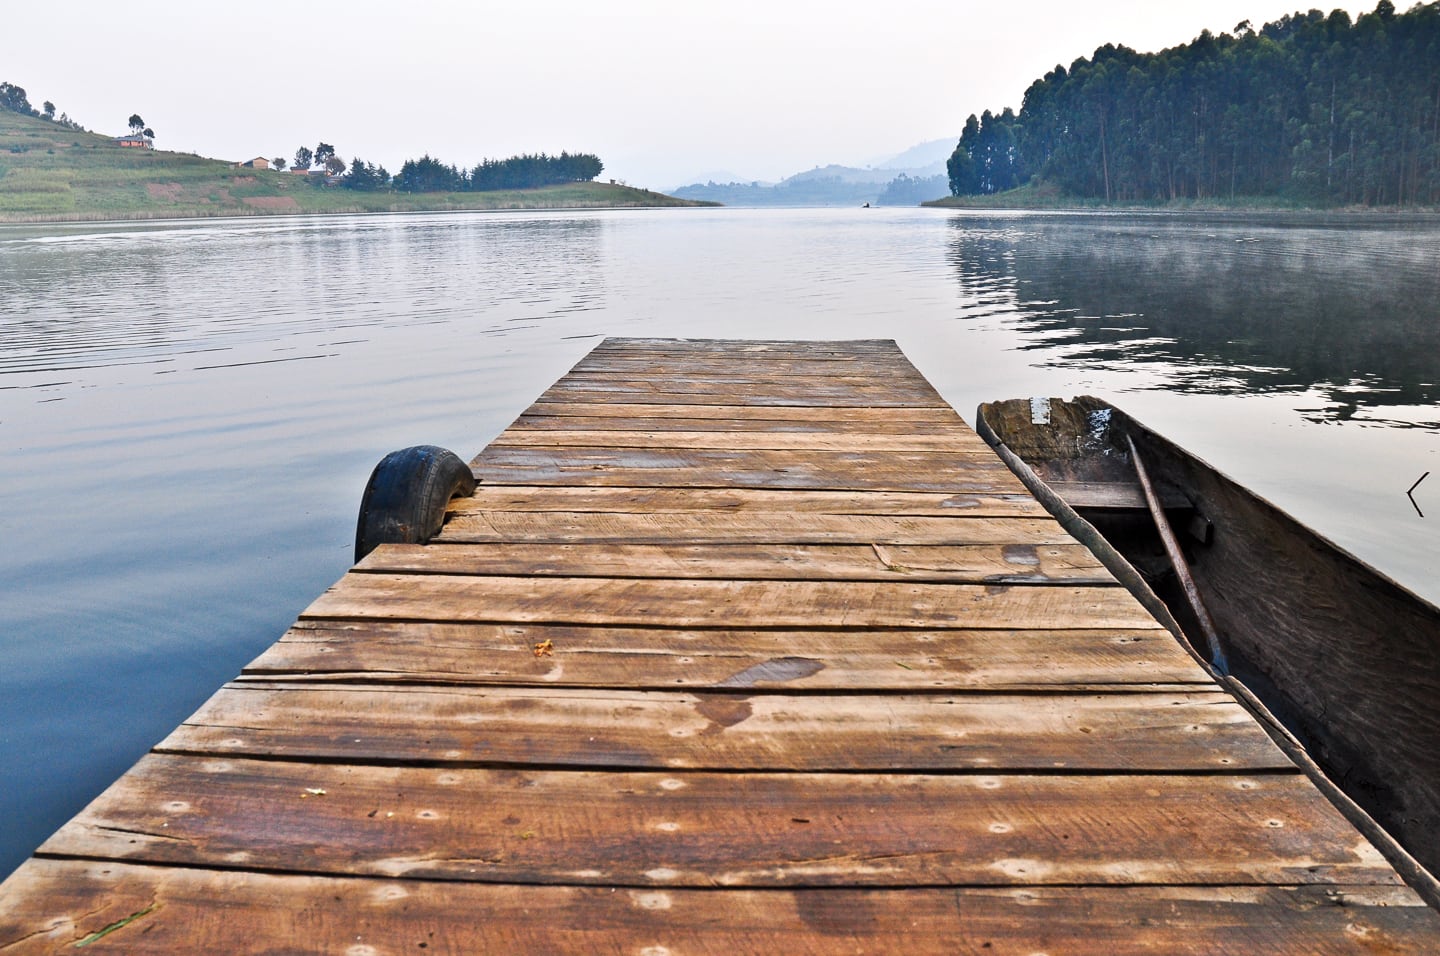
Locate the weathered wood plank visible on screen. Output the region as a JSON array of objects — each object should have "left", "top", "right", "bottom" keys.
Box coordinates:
[
  {"left": 449, "top": 486, "right": 1047, "bottom": 517},
  {"left": 6, "top": 860, "right": 1436, "bottom": 955},
  {"left": 158, "top": 685, "right": 1280, "bottom": 771},
  {"left": 562, "top": 362, "right": 928, "bottom": 382},
  {"left": 534, "top": 385, "right": 947, "bottom": 408},
  {"left": 491, "top": 430, "right": 991, "bottom": 452},
  {"left": 300, "top": 574, "right": 1164, "bottom": 630},
  {"left": 243, "top": 621, "right": 1213, "bottom": 688},
  {"left": 434, "top": 514, "right": 1080, "bottom": 547},
  {"left": 1050, "top": 480, "right": 1191, "bottom": 511},
  {"left": 516, "top": 402, "right": 968, "bottom": 423},
  {"left": 575, "top": 342, "right": 914, "bottom": 360},
  {"left": 582, "top": 338, "right": 905, "bottom": 356},
  {"left": 472, "top": 448, "right": 1027, "bottom": 492},
  {"left": 358, "top": 542, "right": 1114, "bottom": 584},
  {"left": 574, "top": 343, "right": 915, "bottom": 359},
  {"left": 555, "top": 371, "right": 939, "bottom": 391},
  {"left": 43, "top": 757, "right": 1392, "bottom": 888},
  {"left": 511, "top": 414, "right": 974, "bottom": 435},
  {"left": 474, "top": 446, "right": 1009, "bottom": 467}
]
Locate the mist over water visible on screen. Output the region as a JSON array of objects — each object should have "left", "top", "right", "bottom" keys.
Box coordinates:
[
  {"left": 946, "top": 213, "right": 1440, "bottom": 423},
  {"left": 2, "top": 206, "right": 1437, "bottom": 878}
]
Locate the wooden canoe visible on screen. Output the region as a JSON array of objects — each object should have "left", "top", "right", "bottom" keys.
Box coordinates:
[{"left": 976, "top": 395, "right": 1440, "bottom": 882}]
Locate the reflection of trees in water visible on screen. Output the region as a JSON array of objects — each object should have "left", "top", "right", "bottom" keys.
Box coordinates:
[{"left": 947, "top": 216, "right": 1440, "bottom": 425}]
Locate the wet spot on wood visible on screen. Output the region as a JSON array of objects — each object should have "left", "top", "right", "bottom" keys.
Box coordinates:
[
  {"left": 715, "top": 656, "right": 825, "bottom": 688},
  {"left": 1002, "top": 544, "right": 1041, "bottom": 567},
  {"left": 694, "top": 696, "right": 753, "bottom": 734},
  {"left": 940, "top": 495, "right": 981, "bottom": 509}
]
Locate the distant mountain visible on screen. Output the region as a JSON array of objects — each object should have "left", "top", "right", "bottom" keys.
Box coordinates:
[
  {"left": 671, "top": 177, "right": 879, "bottom": 207},
  {"left": 783, "top": 164, "right": 901, "bottom": 186},
  {"left": 670, "top": 169, "right": 768, "bottom": 190},
  {"left": 876, "top": 137, "right": 958, "bottom": 171},
  {"left": 672, "top": 139, "right": 957, "bottom": 207}
]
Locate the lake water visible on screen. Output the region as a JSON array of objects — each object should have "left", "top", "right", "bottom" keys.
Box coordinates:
[{"left": 2, "top": 206, "right": 1438, "bottom": 879}]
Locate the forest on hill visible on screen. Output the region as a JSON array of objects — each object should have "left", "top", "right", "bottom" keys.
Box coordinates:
[
  {"left": 948, "top": 1, "right": 1440, "bottom": 206},
  {"left": 383, "top": 152, "right": 604, "bottom": 193}
]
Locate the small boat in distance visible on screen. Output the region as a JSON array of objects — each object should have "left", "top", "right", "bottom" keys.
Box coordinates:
[{"left": 976, "top": 395, "right": 1440, "bottom": 883}]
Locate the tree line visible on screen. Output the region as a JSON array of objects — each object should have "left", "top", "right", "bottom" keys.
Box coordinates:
[
  {"left": 0, "top": 80, "right": 86, "bottom": 131},
  {"left": 274, "top": 144, "right": 603, "bottom": 193},
  {"left": 3, "top": 79, "right": 605, "bottom": 195},
  {"left": 948, "top": 1, "right": 1440, "bottom": 205},
  {"left": 390, "top": 152, "right": 604, "bottom": 192}
]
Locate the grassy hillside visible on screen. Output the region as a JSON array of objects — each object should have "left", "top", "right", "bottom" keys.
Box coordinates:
[{"left": 0, "top": 111, "right": 709, "bottom": 221}]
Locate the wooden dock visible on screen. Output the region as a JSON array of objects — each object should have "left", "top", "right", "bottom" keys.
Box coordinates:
[{"left": 3, "top": 338, "right": 1438, "bottom": 952}]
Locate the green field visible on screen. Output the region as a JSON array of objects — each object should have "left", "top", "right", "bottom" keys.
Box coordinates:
[{"left": 0, "top": 111, "right": 710, "bottom": 221}]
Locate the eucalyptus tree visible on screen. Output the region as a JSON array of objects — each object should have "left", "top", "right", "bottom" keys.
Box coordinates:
[{"left": 946, "top": 0, "right": 1440, "bottom": 206}]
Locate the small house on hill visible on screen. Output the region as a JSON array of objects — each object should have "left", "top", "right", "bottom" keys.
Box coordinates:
[
  {"left": 115, "top": 133, "right": 151, "bottom": 149},
  {"left": 237, "top": 157, "right": 271, "bottom": 170}
]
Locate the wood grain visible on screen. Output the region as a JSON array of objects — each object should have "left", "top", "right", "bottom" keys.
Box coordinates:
[
  {"left": 6, "top": 859, "right": 1437, "bottom": 956},
  {"left": 43, "top": 757, "right": 1387, "bottom": 888},
  {"left": 448, "top": 485, "right": 1048, "bottom": 516},
  {"left": 243, "top": 621, "right": 1213, "bottom": 689},
  {"left": 491, "top": 430, "right": 989, "bottom": 451},
  {"left": 300, "top": 574, "right": 1163, "bottom": 629},
  {"left": 533, "top": 384, "right": 947, "bottom": 408},
  {"left": 357, "top": 542, "right": 1114, "bottom": 583},
  {"left": 434, "top": 513, "right": 1079, "bottom": 546},
  {"left": 515, "top": 401, "right": 968, "bottom": 423},
  {"left": 472, "top": 447, "right": 1022, "bottom": 492},
  {"left": 158, "top": 685, "right": 1284, "bottom": 771}
]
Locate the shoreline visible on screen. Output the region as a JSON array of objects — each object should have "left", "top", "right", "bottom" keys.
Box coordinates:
[
  {"left": 0, "top": 113, "right": 715, "bottom": 223},
  {"left": 0, "top": 200, "right": 717, "bottom": 226},
  {"left": 0, "top": 187, "right": 717, "bottom": 225},
  {"left": 923, "top": 194, "right": 1440, "bottom": 217}
]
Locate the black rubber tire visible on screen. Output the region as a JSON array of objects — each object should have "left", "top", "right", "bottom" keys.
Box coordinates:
[{"left": 354, "top": 445, "right": 477, "bottom": 562}]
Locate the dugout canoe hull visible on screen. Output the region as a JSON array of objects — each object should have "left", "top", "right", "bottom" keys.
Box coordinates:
[{"left": 977, "top": 395, "right": 1440, "bottom": 880}]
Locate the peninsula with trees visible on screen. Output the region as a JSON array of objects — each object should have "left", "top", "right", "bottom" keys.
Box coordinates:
[
  {"left": 932, "top": 1, "right": 1440, "bottom": 209},
  {"left": 0, "top": 85, "right": 707, "bottom": 221}
]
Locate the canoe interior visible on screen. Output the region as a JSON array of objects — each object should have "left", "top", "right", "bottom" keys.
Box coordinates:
[{"left": 979, "top": 395, "right": 1440, "bottom": 882}]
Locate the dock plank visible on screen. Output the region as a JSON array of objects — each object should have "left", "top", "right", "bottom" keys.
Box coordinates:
[
  {"left": 446, "top": 486, "right": 1048, "bottom": 516},
  {"left": 472, "top": 447, "right": 1021, "bottom": 492},
  {"left": 43, "top": 757, "right": 1380, "bottom": 888},
  {"left": 243, "top": 621, "right": 1212, "bottom": 689},
  {"left": 300, "top": 574, "right": 1164, "bottom": 629},
  {"left": 511, "top": 412, "right": 973, "bottom": 433},
  {"left": 517, "top": 401, "right": 968, "bottom": 423},
  {"left": 434, "top": 513, "right": 1081, "bottom": 546},
  {"left": 533, "top": 384, "right": 948, "bottom": 408},
  {"left": 357, "top": 542, "right": 1115, "bottom": 583},
  {"left": 6, "top": 860, "right": 1436, "bottom": 956},
  {"left": 490, "top": 429, "right": 991, "bottom": 451},
  {"left": 156, "top": 685, "right": 1282, "bottom": 771}
]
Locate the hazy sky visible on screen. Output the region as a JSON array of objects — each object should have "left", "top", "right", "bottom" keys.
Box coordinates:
[{"left": 6, "top": 1, "right": 1371, "bottom": 189}]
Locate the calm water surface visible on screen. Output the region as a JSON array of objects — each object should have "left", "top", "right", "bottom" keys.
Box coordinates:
[{"left": 2, "top": 206, "right": 1438, "bottom": 877}]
